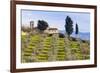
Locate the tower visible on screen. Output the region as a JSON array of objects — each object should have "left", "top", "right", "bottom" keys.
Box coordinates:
[{"left": 30, "top": 21, "right": 34, "bottom": 30}]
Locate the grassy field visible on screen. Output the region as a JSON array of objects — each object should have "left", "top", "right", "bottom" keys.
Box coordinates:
[{"left": 21, "top": 32, "right": 90, "bottom": 63}]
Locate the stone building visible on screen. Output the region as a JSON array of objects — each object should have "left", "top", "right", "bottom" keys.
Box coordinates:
[
  {"left": 44, "top": 28, "right": 58, "bottom": 34},
  {"left": 29, "top": 21, "right": 59, "bottom": 34},
  {"left": 30, "top": 21, "right": 34, "bottom": 30}
]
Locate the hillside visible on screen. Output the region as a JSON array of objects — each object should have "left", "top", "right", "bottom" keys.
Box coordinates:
[{"left": 21, "top": 32, "right": 90, "bottom": 63}]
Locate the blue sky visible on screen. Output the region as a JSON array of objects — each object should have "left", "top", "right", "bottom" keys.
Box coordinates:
[{"left": 21, "top": 10, "right": 90, "bottom": 32}]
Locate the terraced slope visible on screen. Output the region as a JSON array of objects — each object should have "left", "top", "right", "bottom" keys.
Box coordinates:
[{"left": 21, "top": 33, "right": 90, "bottom": 63}]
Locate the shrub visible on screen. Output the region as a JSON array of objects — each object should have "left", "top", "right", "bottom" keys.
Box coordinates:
[
  {"left": 71, "top": 37, "right": 77, "bottom": 41},
  {"left": 82, "top": 40, "right": 86, "bottom": 43},
  {"left": 59, "top": 33, "right": 65, "bottom": 38},
  {"left": 48, "top": 34, "right": 53, "bottom": 37}
]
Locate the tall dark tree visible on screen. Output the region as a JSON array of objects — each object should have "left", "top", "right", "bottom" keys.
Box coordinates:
[
  {"left": 37, "top": 20, "right": 49, "bottom": 32},
  {"left": 75, "top": 23, "right": 79, "bottom": 35},
  {"left": 65, "top": 16, "right": 73, "bottom": 38},
  {"left": 64, "top": 16, "right": 73, "bottom": 60}
]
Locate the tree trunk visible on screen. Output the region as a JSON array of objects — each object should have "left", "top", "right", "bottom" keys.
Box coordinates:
[{"left": 64, "top": 34, "right": 72, "bottom": 60}]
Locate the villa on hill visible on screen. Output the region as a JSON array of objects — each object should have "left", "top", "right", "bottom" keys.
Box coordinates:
[{"left": 29, "top": 21, "right": 59, "bottom": 34}]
